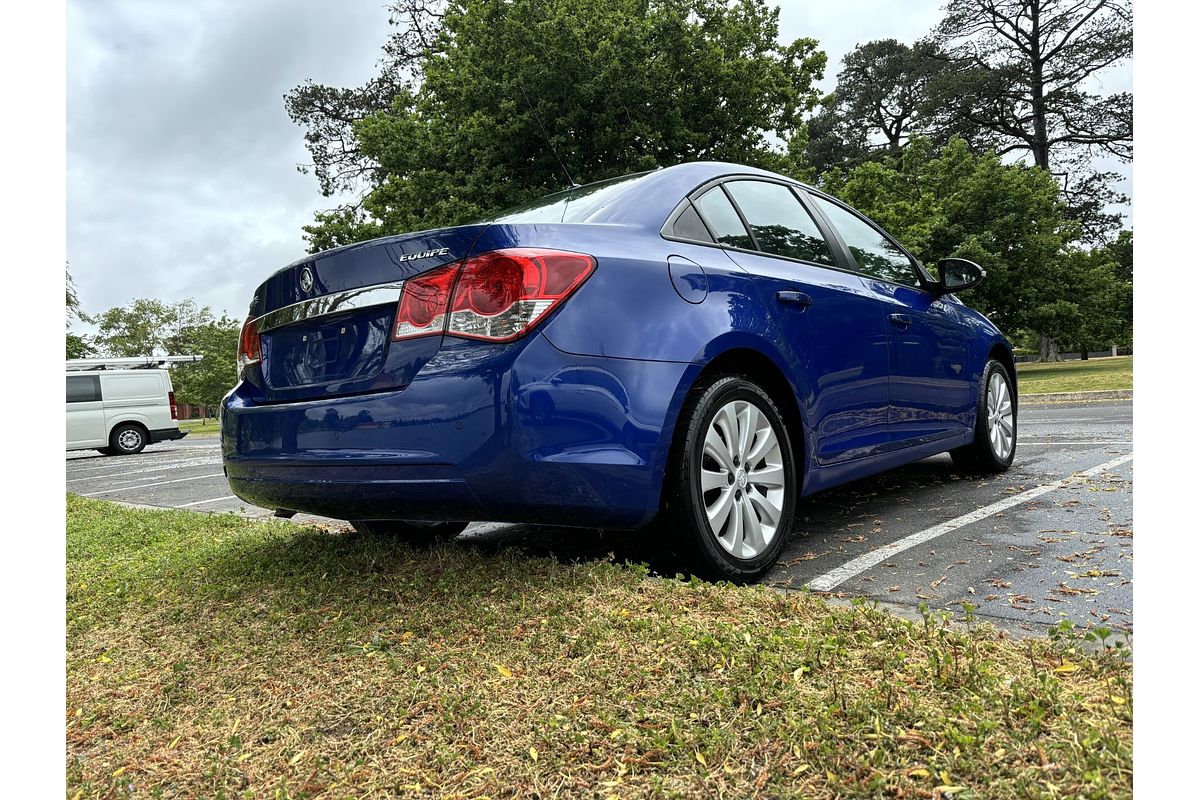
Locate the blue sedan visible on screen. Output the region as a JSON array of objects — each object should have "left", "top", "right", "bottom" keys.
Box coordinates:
[{"left": 221, "top": 161, "right": 1016, "bottom": 581}]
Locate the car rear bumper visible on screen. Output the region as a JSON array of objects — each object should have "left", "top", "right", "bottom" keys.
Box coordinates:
[{"left": 221, "top": 333, "right": 693, "bottom": 528}]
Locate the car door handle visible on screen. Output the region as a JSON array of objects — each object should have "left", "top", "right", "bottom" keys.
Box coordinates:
[
  {"left": 775, "top": 291, "right": 812, "bottom": 307},
  {"left": 888, "top": 313, "right": 912, "bottom": 327}
]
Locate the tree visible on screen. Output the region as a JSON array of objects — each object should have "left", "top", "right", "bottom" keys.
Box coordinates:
[
  {"left": 92, "top": 299, "right": 212, "bottom": 358},
  {"left": 287, "top": 0, "right": 827, "bottom": 249},
  {"left": 1104, "top": 228, "right": 1132, "bottom": 283},
  {"left": 66, "top": 263, "right": 95, "bottom": 359},
  {"left": 165, "top": 316, "right": 241, "bottom": 412},
  {"left": 804, "top": 39, "right": 948, "bottom": 174},
  {"left": 822, "top": 137, "right": 1129, "bottom": 360},
  {"left": 930, "top": 0, "right": 1132, "bottom": 242}
]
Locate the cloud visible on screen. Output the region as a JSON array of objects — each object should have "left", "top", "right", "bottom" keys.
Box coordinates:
[{"left": 67, "top": 0, "right": 390, "bottom": 320}]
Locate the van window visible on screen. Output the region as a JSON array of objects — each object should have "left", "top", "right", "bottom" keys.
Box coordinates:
[
  {"left": 67, "top": 375, "right": 101, "bottom": 403},
  {"left": 101, "top": 373, "right": 163, "bottom": 401}
]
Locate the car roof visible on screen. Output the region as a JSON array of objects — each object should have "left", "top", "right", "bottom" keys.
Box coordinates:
[{"left": 575, "top": 161, "right": 808, "bottom": 227}]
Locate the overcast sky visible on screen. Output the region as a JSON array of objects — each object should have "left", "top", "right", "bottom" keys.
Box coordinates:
[{"left": 67, "top": 0, "right": 1132, "bottom": 324}]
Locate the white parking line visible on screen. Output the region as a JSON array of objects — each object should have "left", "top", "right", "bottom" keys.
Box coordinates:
[
  {"left": 77, "top": 473, "right": 226, "bottom": 498},
  {"left": 66, "top": 454, "right": 214, "bottom": 477},
  {"left": 178, "top": 495, "right": 237, "bottom": 507},
  {"left": 804, "top": 452, "right": 1134, "bottom": 592},
  {"left": 66, "top": 457, "right": 221, "bottom": 484},
  {"left": 1018, "top": 440, "right": 1132, "bottom": 445}
]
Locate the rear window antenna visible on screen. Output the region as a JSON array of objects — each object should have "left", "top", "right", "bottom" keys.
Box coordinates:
[{"left": 517, "top": 82, "right": 579, "bottom": 189}]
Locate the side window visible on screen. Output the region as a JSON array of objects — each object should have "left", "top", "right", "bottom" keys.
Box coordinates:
[
  {"left": 723, "top": 180, "right": 836, "bottom": 266},
  {"left": 811, "top": 196, "right": 918, "bottom": 286},
  {"left": 694, "top": 188, "right": 754, "bottom": 250},
  {"left": 670, "top": 202, "right": 714, "bottom": 243},
  {"left": 67, "top": 375, "right": 100, "bottom": 403}
]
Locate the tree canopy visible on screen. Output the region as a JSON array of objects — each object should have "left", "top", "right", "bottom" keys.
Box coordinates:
[
  {"left": 66, "top": 264, "right": 95, "bottom": 359},
  {"left": 90, "top": 299, "right": 210, "bottom": 359},
  {"left": 803, "top": 39, "right": 948, "bottom": 174},
  {"left": 929, "top": 0, "right": 1131, "bottom": 242},
  {"left": 88, "top": 299, "right": 241, "bottom": 409},
  {"left": 278, "top": 0, "right": 1132, "bottom": 360},
  {"left": 821, "top": 137, "right": 1128, "bottom": 353},
  {"left": 165, "top": 315, "right": 241, "bottom": 410},
  {"left": 288, "top": 0, "right": 826, "bottom": 251}
]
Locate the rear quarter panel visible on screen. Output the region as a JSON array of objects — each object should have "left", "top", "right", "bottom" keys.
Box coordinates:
[{"left": 483, "top": 222, "right": 816, "bottom": 491}]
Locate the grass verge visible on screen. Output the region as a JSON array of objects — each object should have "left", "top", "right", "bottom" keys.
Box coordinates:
[
  {"left": 178, "top": 418, "right": 221, "bottom": 437},
  {"left": 1016, "top": 356, "right": 1132, "bottom": 395},
  {"left": 67, "top": 496, "right": 1131, "bottom": 798}
]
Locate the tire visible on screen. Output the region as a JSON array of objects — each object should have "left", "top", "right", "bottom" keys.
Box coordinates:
[
  {"left": 349, "top": 519, "right": 469, "bottom": 545},
  {"left": 950, "top": 359, "right": 1016, "bottom": 474},
  {"left": 108, "top": 423, "right": 148, "bottom": 455},
  {"left": 658, "top": 375, "right": 797, "bottom": 583}
]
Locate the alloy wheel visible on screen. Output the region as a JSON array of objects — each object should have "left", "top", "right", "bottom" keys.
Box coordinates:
[
  {"left": 699, "top": 399, "right": 787, "bottom": 559},
  {"left": 986, "top": 371, "right": 1014, "bottom": 461}
]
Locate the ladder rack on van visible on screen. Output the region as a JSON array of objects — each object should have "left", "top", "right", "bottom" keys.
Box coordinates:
[{"left": 66, "top": 355, "right": 204, "bottom": 371}]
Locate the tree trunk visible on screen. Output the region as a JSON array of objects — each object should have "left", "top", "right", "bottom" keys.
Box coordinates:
[
  {"left": 1030, "top": 3, "right": 1050, "bottom": 169},
  {"left": 1038, "top": 334, "right": 1062, "bottom": 362},
  {"left": 1080, "top": 349, "right": 1089, "bottom": 361}
]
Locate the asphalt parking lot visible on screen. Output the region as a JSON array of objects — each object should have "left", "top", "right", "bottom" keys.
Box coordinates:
[{"left": 66, "top": 400, "right": 1132, "bottom": 639}]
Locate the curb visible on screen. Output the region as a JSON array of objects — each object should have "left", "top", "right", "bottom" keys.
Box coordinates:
[{"left": 1022, "top": 389, "right": 1132, "bottom": 404}]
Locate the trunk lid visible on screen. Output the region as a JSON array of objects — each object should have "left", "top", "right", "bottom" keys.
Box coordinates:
[{"left": 245, "top": 225, "right": 489, "bottom": 402}]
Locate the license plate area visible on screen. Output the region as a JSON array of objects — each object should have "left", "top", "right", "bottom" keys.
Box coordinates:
[{"left": 264, "top": 306, "right": 394, "bottom": 388}]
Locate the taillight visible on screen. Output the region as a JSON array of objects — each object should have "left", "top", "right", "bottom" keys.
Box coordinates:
[
  {"left": 392, "top": 263, "right": 460, "bottom": 341},
  {"left": 391, "top": 248, "right": 595, "bottom": 343},
  {"left": 168, "top": 391, "right": 178, "bottom": 420},
  {"left": 237, "top": 316, "right": 261, "bottom": 378}
]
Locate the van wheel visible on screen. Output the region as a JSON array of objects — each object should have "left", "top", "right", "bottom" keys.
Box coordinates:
[
  {"left": 109, "top": 424, "right": 147, "bottom": 455},
  {"left": 350, "top": 520, "right": 469, "bottom": 544}
]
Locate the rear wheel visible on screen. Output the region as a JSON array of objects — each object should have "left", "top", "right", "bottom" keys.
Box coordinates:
[
  {"left": 349, "top": 519, "right": 469, "bottom": 544},
  {"left": 108, "top": 423, "right": 147, "bottom": 455},
  {"left": 659, "top": 375, "right": 796, "bottom": 583},
  {"left": 950, "top": 359, "right": 1016, "bottom": 474}
]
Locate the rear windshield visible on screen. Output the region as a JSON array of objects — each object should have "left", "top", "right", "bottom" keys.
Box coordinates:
[{"left": 482, "top": 172, "right": 652, "bottom": 224}]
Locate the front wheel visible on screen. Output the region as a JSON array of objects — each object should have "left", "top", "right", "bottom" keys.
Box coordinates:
[
  {"left": 659, "top": 375, "right": 796, "bottom": 583},
  {"left": 951, "top": 359, "right": 1016, "bottom": 474},
  {"left": 349, "top": 519, "right": 469, "bottom": 545}
]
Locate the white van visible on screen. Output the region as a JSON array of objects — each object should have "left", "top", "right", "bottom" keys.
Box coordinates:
[{"left": 66, "top": 357, "right": 197, "bottom": 455}]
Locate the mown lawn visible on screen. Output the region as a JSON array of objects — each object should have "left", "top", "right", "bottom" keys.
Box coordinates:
[
  {"left": 66, "top": 496, "right": 1131, "bottom": 799},
  {"left": 1016, "top": 356, "right": 1133, "bottom": 395},
  {"left": 178, "top": 418, "right": 220, "bottom": 437}
]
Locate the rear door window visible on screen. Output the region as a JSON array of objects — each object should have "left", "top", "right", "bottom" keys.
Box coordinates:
[
  {"left": 811, "top": 195, "right": 919, "bottom": 286},
  {"left": 723, "top": 180, "right": 836, "bottom": 266},
  {"left": 694, "top": 188, "right": 755, "bottom": 250},
  {"left": 67, "top": 375, "right": 101, "bottom": 403}
]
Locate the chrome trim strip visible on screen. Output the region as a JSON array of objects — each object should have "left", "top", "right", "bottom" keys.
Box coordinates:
[{"left": 254, "top": 281, "right": 405, "bottom": 332}]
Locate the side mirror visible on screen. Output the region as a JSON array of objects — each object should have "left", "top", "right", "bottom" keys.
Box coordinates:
[{"left": 936, "top": 258, "right": 985, "bottom": 295}]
